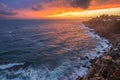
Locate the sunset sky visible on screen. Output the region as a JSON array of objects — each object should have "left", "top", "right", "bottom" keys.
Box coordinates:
[{"left": 0, "top": 0, "right": 120, "bottom": 19}]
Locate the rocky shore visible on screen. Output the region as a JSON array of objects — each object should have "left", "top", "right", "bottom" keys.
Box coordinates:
[
  {"left": 77, "top": 15, "right": 120, "bottom": 80},
  {"left": 83, "top": 15, "right": 120, "bottom": 43}
]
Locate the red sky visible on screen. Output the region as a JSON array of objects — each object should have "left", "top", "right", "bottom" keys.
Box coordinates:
[{"left": 0, "top": 0, "right": 120, "bottom": 19}]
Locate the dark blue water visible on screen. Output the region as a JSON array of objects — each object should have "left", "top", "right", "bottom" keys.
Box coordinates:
[{"left": 0, "top": 20, "right": 109, "bottom": 80}]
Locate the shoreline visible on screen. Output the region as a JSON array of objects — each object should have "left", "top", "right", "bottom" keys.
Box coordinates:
[
  {"left": 77, "top": 15, "right": 120, "bottom": 80},
  {"left": 83, "top": 15, "right": 120, "bottom": 43}
]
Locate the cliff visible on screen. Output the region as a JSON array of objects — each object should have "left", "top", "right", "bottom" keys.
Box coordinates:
[{"left": 77, "top": 15, "right": 120, "bottom": 80}]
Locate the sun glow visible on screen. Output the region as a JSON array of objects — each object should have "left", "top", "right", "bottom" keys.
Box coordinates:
[{"left": 47, "top": 8, "right": 120, "bottom": 19}]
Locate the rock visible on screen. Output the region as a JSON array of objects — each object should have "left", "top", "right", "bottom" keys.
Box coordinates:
[
  {"left": 76, "top": 76, "right": 83, "bottom": 80},
  {"left": 95, "top": 59, "right": 99, "bottom": 65},
  {"left": 90, "top": 77, "right": 104, "bottom": 80},
  {"left": 90, "top": 58, "right": 97, "bottom": 64},
  {"left": 90, "top": 78, "right": 96, "bottom": 80},
  {"left": 80, "top": 16, "right": 120, "bottom": 80},
  {"left": 116, "top": 59, "right": 120, "bottom": 64},
  {"left": 94, "top": 73, "right": 99, "bottom": 77},
  {"left": 101, "top": 56, "right": 113, "bottom": 64},
  {"left": 114, "top": 48, "right": 118, "bottom": 51},
  {"left": 102, "top": 55, "right": 112, "bottom": 61}
]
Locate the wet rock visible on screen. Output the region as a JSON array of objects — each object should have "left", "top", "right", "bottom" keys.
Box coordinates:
[
  {"left": 90, "top": 58, "right": 96, "bottom": 64},
  {"left": 76, "top": 76, "right": 83, "bottom": 80},
  {"left": 94, "top": 73, "right": 99, "bottom": 77},
  {"left": 91, "top": 77, "right": 104, "bottom": 80},
  {"left": 102, "top": 55, "right": 112, "bottom": 61},
  {"left": 77, "top": 15, "right": 120, "bottom": 80},
  {"left": 116, "top": 59, "right": 120, "bottom": 64},
  {"left": 81, "top": 56, "right": 89, "bottom": 60},
  {"left": 80, "top": 42, "right": 120, "bottom": 80}
]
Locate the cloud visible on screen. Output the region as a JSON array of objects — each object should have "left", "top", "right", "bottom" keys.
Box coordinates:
[
  {"left": 92, "top": 0, "right": 108, "bottom": 5},
  {"left": 31, "top": 0, "right": 69, "bottom": 11},
  {"left": 32, "top": 4, "right": 43, "bottom": 11},
  {"left": 70, "top": 0, "right": 92, "bottom": 9},
  {"left": 32, "top": 0, "right": 92, "bottom": 11},
  {"left": 99, "top": 0, "right": 108, "bottom": 3},
  {"left": 0, "top": 3, "right": 17, "bottom": 15}
]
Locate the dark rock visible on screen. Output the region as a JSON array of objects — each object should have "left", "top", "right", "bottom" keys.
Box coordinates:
[
  {"left": 79, "top": 15, "right": 120, "bottom": 80},
  {"left": 76, "top": 76, "right": 83, "bottom": 80}
]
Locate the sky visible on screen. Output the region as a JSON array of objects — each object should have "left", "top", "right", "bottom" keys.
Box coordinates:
[{"left": 0, "top": 0, "right": 120, "bottom": 19}]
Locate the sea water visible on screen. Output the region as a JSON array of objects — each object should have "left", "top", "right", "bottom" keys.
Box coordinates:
[{"left": 0, "top": 20, "right": 109, "bottom": 80}]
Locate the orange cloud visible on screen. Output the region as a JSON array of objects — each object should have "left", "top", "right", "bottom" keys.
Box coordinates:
[
  {"left": 47, "top": 8, "right": 120, "bottom": 19},
  {"left": 2, "top": 0, "right": 119, "bottom": 19}
]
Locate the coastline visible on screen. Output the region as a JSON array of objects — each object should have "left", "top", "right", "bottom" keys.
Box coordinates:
[
  {"left": 77, "top": 15, "right": 120, "bottom": 80},
  {"left": 83, "top": 15, "right": 120, "bottom": 43}
]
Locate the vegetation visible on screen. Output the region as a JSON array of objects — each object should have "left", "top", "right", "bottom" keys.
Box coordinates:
[
  {"left": 77, "top": 15, "right": 120, "bottom": 80},
  {"left": 83, "top": 14, "right": 120, "bottom": 43}
]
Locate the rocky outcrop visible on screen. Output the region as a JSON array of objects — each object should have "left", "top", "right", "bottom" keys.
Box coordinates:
[
  {"left": 77, "top": 15, "right": 120, "bottom": 80},
  {"left": 82, "top": 41, "right": 120, "bottom": 80},
  {"left": 82, "top": 15, "right": 120, "bottom": 43},
  {"left": 77, "top": 41, "right": 120, "bottom": 80}
]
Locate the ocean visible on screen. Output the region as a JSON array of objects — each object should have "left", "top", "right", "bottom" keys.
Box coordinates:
[{"left": 0, "top": 20, "right": 109, "bottom": 80}]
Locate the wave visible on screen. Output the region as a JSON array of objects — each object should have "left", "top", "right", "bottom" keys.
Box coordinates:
[
  {"left": 0, "top": 24, "right": 110, "bottom": 80},
  {"left": 0, "top": 63, "right": 24, "bottom": 70}
]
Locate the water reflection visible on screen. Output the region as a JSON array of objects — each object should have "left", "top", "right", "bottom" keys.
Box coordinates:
[{"left": 0, "top": 20, "right": 109, "bottom": 80}]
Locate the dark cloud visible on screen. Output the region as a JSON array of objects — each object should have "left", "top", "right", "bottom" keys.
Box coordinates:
[
  {"left": 99, "top": 0, "right": 108, "bottom": 2},
  {"left": 70, "top": 0, "right": 91, "bottom": 9},
  {"left": 98, "top": 0, "right": 109, "bottom": 4},
  {"left": 0, "top": 9, "right": 17, "bottom": 15},
  {"left": 0, "top": 3, "right": 17, "bottom": 15},
  {"left": 32, "top": 0, "right": 92, "bottom": 11},
  {"left": 32, "top": 4, "right": 43, "bottom": 11}
]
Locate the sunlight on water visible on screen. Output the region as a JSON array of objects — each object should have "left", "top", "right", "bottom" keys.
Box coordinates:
[{"left": 0, "top": 20, "right": 109, "bottom": 80}]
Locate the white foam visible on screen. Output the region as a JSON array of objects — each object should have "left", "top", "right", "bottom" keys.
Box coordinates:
[
  {"left": 0, "top": 24, "right": 110, "bottom": 80},
  {"left": 79, "top": 24, "right": 110, "bottom": 59},
  {"left": 0, "top": 63, "right": 24, "bottom": 70}
]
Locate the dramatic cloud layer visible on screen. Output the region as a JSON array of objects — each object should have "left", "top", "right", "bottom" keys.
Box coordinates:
[
  {"left": 0, "top": 3, "right": 17, "bottom": 15},
  {"left": 30, "top": 0, "right": 120, "bottom": 12},
  {"left": 32, "top": 4, "right": 43, "bottom": 11},
  {"left": 0, "top": 0, "right": 119, "bottom": 19},
  {"left": 31, "top": 0, "right": 70, "bottom": 11},
  {"left": 31, "top": 0, "right": 92, "bottom": 11},
  {"left": 71, "top": 0, "right": 91, "bottom": 9}
]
